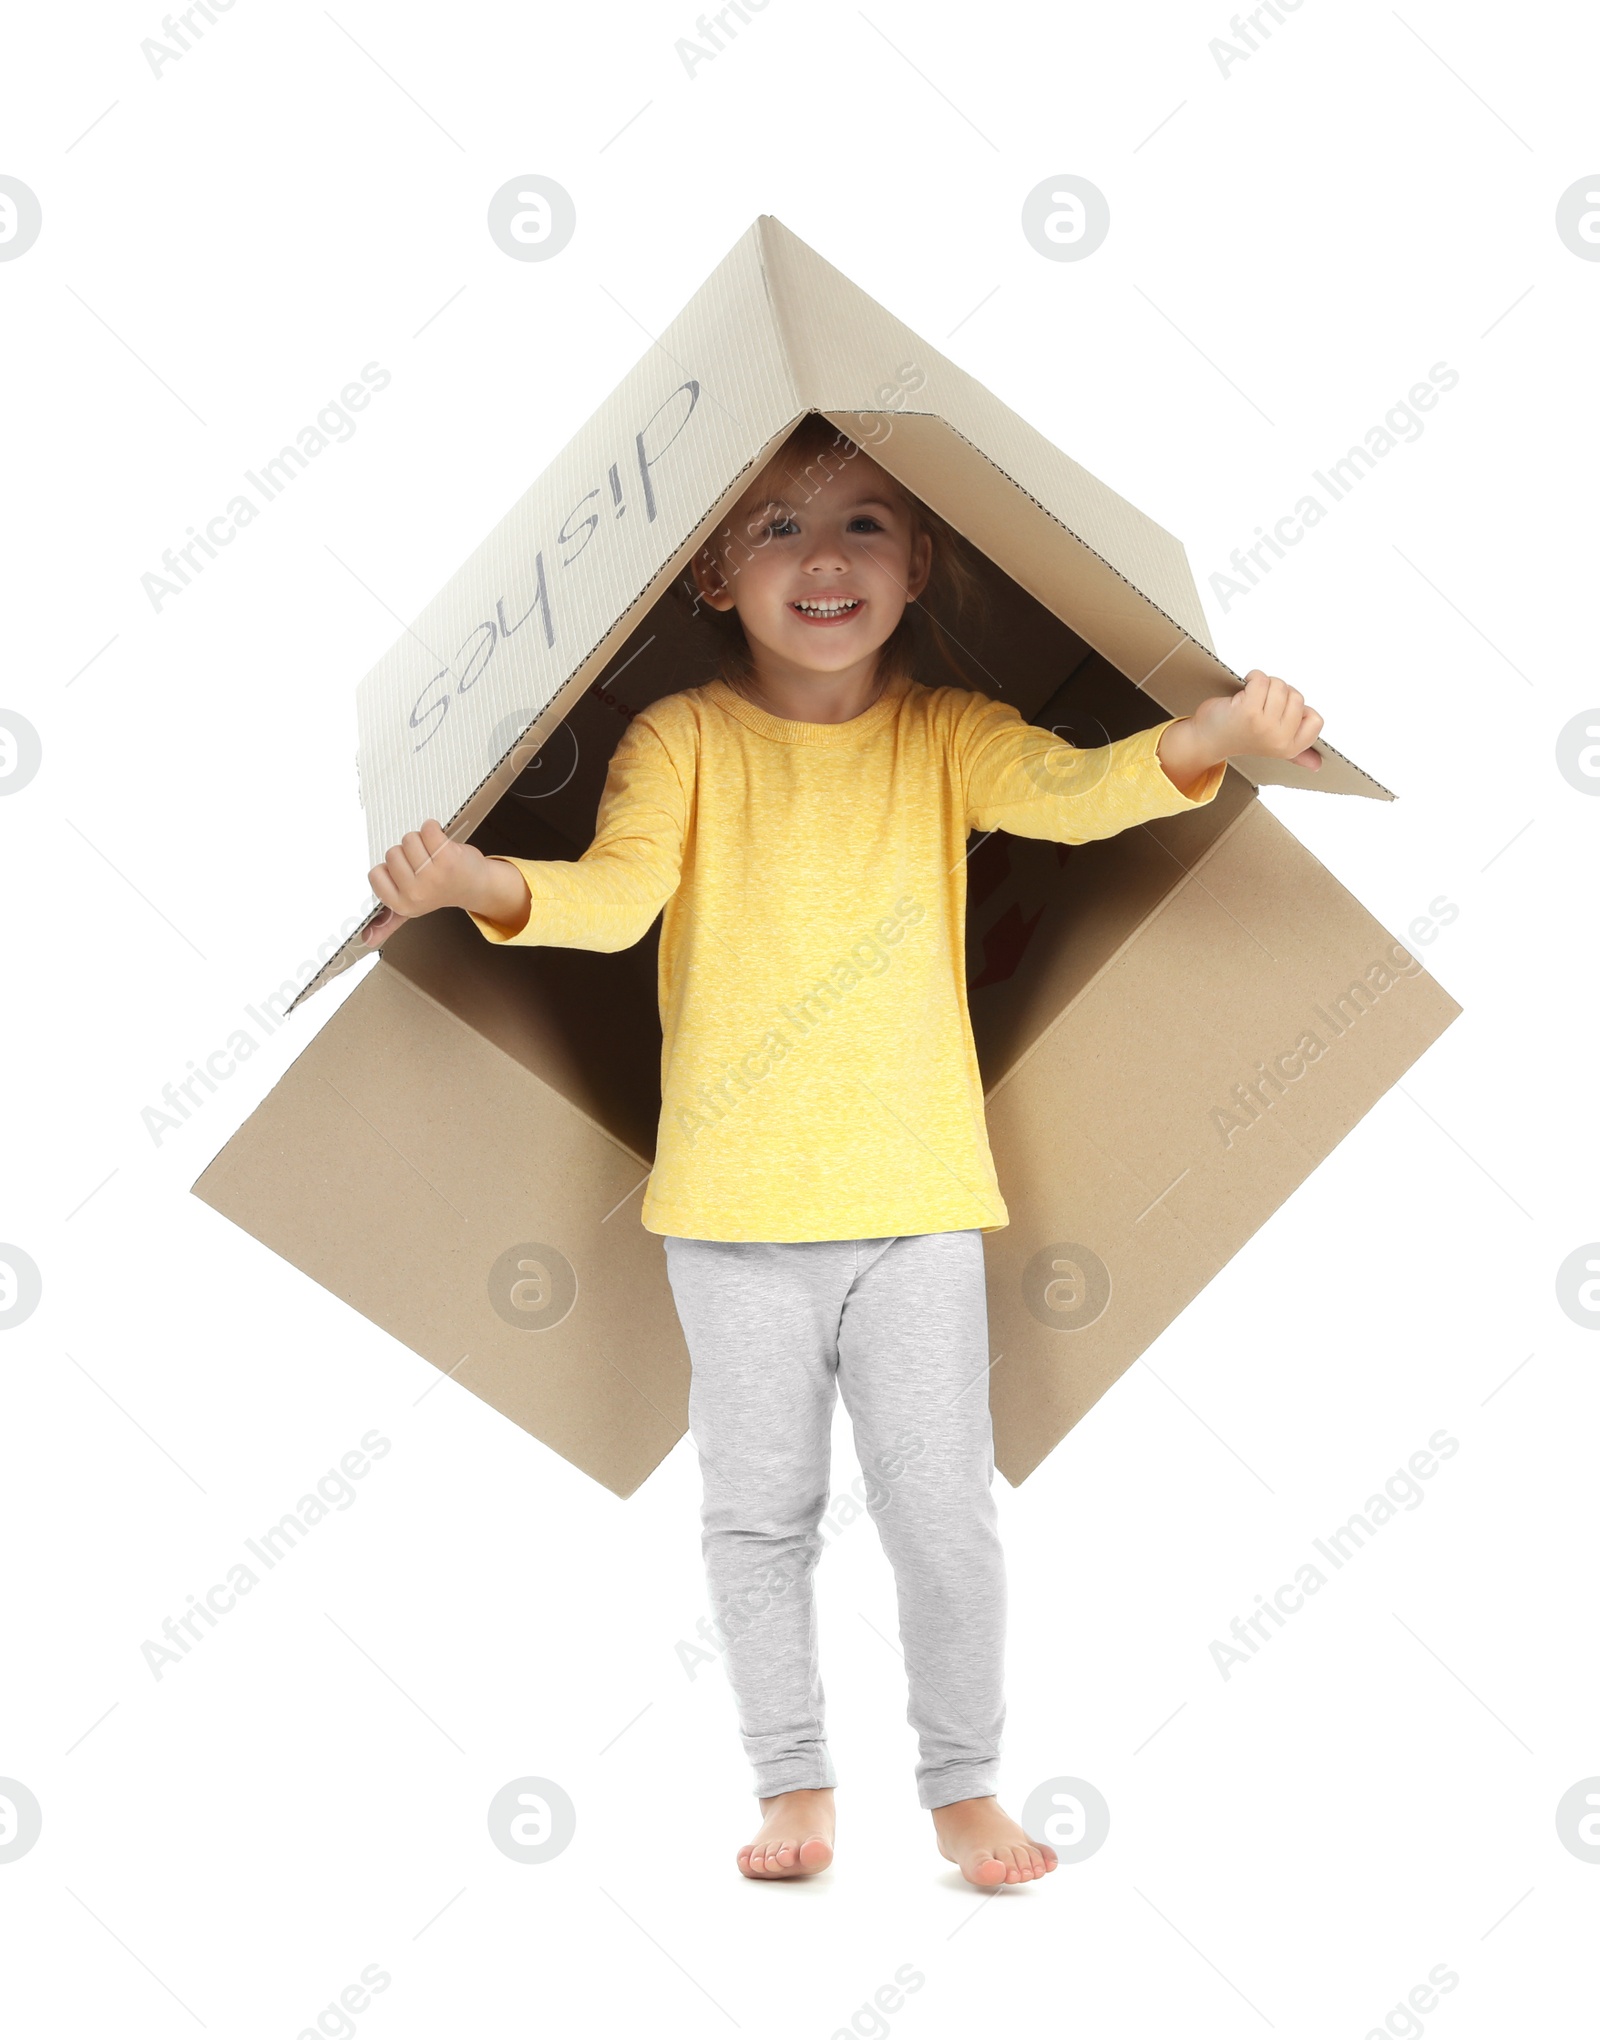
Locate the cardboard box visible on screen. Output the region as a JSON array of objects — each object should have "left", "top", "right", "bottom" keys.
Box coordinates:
[{"left": 192, "top": 216, "right": 1462, "bottom": 1498}]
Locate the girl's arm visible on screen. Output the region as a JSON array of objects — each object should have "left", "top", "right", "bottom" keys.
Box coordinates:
[
  {"left": 958, "top": 698, "right": 1226, "bottom": 846},
  {"left": 366, "top": 713, "right": 688, "bottom": 954}
]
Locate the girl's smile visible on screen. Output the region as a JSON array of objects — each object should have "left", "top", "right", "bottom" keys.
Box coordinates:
[{"left": 788, "top": 595, "right": 866, "bottom": 626}]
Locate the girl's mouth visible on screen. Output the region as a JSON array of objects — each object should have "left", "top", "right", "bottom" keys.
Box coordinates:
[{"left": 790, "top": 598, "right": 864, "bottom": 626}]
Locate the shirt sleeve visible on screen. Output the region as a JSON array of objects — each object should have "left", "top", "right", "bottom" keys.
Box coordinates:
[
  {"left": 957, "top": 694, "right": 1227, "bottom": 843},
  {"left": 465, "top": 710, "right": 689, "bottom": 953}
]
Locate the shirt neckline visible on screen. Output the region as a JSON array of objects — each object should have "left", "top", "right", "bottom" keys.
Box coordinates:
[{"left": 707, "top": 669, "right": 913, "bottom": 745}]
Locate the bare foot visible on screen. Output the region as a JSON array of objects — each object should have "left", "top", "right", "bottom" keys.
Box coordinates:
[
  {"left": 737, "top": 1787, "right": 835, "bottom": 1880},
  {"left": 931, "top": 1795, "right": 1058, "bottom": 1887}
]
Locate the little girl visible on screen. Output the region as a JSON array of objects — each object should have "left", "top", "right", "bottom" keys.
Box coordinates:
[{"left": 363, "top": 413, "right": 1323, "bottom": 1886}]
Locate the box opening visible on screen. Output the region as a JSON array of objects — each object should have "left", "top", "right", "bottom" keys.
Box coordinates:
[{"left": 376, "top": 499, "right": 1253, "bottom": 1165}]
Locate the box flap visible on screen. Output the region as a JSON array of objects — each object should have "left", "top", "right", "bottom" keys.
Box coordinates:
[
  {"left": 191, "top": 957, "right": 688, "bottom": 1500},
  {"left": 980, "top": 797, "right": 1462, "bottom": 1483}
]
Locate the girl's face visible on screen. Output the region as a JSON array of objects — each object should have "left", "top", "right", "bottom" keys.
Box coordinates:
[{"left": 690, "top": 447, "right": 933, "bottom": 683}]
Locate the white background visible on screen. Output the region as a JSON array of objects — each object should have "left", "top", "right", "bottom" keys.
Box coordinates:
[{"left": 3, "top": 0, "right": 1597, "bottom": 2033}]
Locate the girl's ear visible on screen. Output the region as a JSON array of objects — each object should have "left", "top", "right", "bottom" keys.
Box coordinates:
[
  {"left": 690, "top": 541, "right": 736, "bottom": 613},
  {"left": 906, "top": 529, "right": 934, "bottom": 604}
]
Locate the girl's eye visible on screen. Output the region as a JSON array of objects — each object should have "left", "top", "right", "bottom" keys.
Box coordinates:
[{"left": 763, "top": 515, "right": 882, "bottom": 537}]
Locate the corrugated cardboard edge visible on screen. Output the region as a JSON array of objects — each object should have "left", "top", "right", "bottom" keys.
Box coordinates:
[{"left": 851, "top": 407, "right": 1393, "bottom": 803}]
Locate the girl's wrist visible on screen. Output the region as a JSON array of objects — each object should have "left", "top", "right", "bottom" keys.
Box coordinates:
[
  {"left": 471, "top": 855, "right": 533, "bottom": 933},
  {"left": 483, "top": 852, "right": 534, "bottom": 934},
  {"left": 1156, "top": 717, "right": 1222, "bottom": 796}
]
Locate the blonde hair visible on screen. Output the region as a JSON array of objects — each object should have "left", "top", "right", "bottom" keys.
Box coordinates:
[{"left": 671, "top": 412, "right": 990, "bottom": 694}]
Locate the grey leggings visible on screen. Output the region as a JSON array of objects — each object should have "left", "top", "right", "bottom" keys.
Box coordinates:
[{"left": 662, "top": 1230, "right": 1007, "bottom": 1811}]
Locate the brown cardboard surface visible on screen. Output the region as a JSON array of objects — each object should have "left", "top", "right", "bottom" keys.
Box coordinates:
[
  {"left": 191, "top": 961, "right": 686, "bottom": 1499},
  {"left": 192, "top": 213, "right": 1463, "bottom": 1498},
  {"left": 385, "top": 808, "right": 665, "bottom": 1164},
  {"left": 980, "top": 798, "right": 1463, "bottom": 1482}
]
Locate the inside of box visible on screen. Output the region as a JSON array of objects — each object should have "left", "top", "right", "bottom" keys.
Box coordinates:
[{"left": 379, "top": 527, "right": 1249, "bottom": 1163}]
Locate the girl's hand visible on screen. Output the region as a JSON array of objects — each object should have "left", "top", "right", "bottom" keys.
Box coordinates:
[
  {"left": 363, "top": 821, "right": 529, "bottom": 946},
  {"left": 1157, "top": 669, "right": 1324, "bottom": 794},
  {"left": 1191, "top": 669, "right": 1324, "bottom": 771}
]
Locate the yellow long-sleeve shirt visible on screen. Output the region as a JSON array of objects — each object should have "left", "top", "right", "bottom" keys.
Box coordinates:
[{"left": 467, "top": 670, "right": 1225, "bottom": 1242}]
